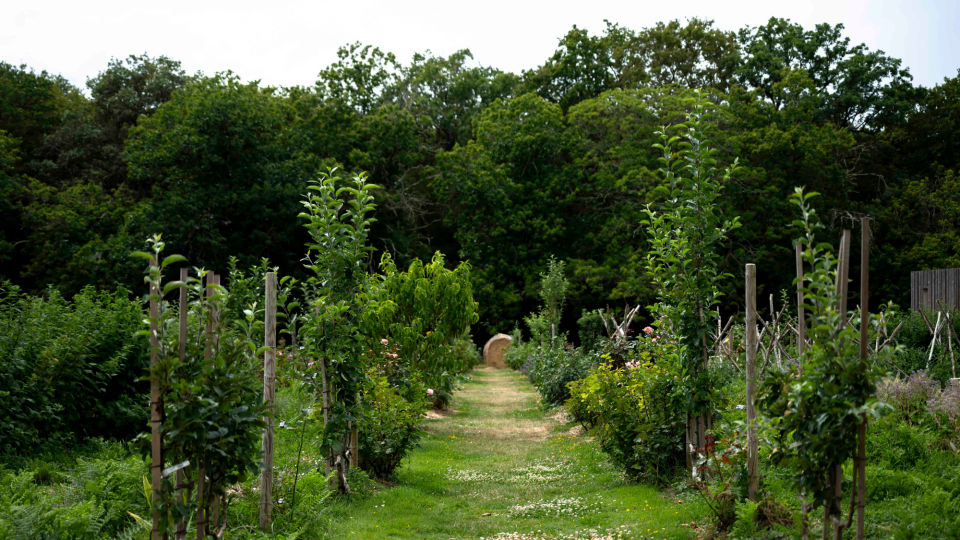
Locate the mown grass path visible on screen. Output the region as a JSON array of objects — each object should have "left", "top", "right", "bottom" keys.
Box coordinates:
[{"left": 323, "top": 367, "right": 704, "bottom": 539}]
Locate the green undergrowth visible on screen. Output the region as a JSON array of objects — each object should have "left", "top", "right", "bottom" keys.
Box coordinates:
[{"left": 2, "top": 369, "right": 705, "bottom": 539}]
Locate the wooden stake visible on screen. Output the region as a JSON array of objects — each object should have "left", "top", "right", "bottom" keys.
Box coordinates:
[
  {"left": 320, "top": 357, "right": 331, "bottom": 476},
  {"left": 260, "top": 273, "right": 277, "bottom": 530},
  {"left": 176, "top": 268, "right": 188, "bottom": 540},
  {"left": 350, "top": 425, "right": 359, "bottom": 468},
  {"left": 745, "top": 264, "right": 759, "bottom": 502},
  {"left": 197, "top": 272, "right": 214, "bottom": 540},
  {"left": 149, "top": 259, "right": 164, "bottom": 540},
  {"left": 796, "top": 243, "right": 806, "bottom": 364},
  {"left": 832, "top": 230, "right": 851, "bottom": 540},
  {"left": 211, "top": 274, "right": 221, "bottom": 532},
  {"left": 857, "top": 219, "right": 869, "bottom": 540}
]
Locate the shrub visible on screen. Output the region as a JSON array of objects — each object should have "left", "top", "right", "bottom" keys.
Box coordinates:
[
  {"left": 566, "top": 361, "right": 685, "bottom": 481},
  {"left": 0, "top": 283, "right": 148, "bottom": 455},
  {"left": 357, "top": 369, "right": 430, "bottom": 479},
  {"left": 877, "top": 371, "right": 942, "bottom": 427},
  {"left": 0, "top": 440, "right": 149, "bottom": 539},
  {"left": 527, "top": 344, "right": 601, "bottom": 407},
  {"left": 577, "top": 309, "right": 605, "bottom": 353}
]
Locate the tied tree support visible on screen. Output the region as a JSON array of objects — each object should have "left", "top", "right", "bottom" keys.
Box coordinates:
[
  {"left": 260, "top": 272, "right": 277, "bottom": 530},
  {"left": 745, "top": 264, "right": 759, "bottom": 502},
  {"left": 857, "top": 219, "right": 870, "bottom": 540},
  {"left": 175, "top": 268, "right": 189, "bottom": 540},
  {"left": 149, "top": 258, "right": 164, "bottom": 540}
]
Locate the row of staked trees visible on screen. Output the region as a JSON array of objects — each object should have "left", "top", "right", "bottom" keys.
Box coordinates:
[{"left": 1, "top": 17, "right": 959, "bottom": 341}]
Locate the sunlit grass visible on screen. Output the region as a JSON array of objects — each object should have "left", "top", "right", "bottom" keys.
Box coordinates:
[{"left": 320, "top": 367, "right": 705, "bottom": 539}]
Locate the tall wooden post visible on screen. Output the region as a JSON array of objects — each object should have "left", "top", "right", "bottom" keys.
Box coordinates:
[
  {"left": 260, "top": 273, "right": 277, "bottom": 530},
  {"left": 197, "top": 272, "right": 214, "bottom": 540},
  {"left": 210, "top": 274, "right": 221, "bottom": 532},
  {"left": 350, "top": 425, "right": 359, "bottom": 468},
  {"left": 745, "top": 264, "right": 759, "bottom": 502},
  {"left": 175, "top": 268, "right": 188, "bottom": 540},
  {"left": 149, "top": 260, "right": 164, "bottom": 540},
  {"left": 857, "top": 219, "right": 870, "bottom": 540},
  {"left": 831, "top": 230, "right": 852, "bottom": 540},
  {"left": 796, "top": 243, "right": 806, "bottom": 364}
]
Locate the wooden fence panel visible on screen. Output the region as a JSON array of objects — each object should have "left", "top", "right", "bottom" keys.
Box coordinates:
[{"left": 911, "top": 268, "right": 960, "bottom": 311}]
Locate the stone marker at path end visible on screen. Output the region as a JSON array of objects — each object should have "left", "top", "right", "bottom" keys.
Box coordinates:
[{"left": 483, "top": 334, "right": 512, "bottom": 368}]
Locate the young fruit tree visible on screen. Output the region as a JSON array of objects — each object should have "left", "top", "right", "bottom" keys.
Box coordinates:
[
  {"left": 643, "top": 90, "right": 740, "bottom": 474},
  {"left": 298, "top": 169, "right": 385, "bottom": 494},
  {"left": 134, "top": 235, "right": 267, "bottom": 540},
  {"left": 759, "top": 189, "right": 889, "bottom": 540}
]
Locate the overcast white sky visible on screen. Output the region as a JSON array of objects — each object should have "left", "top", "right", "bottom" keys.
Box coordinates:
[{"left": 3, "top": 0, "right": 958, "bottom": 93}]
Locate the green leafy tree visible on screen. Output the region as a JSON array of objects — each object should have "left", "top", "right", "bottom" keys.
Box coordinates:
[
  {"left": 736, "top": 17, "right": 917, "bottom": 131},
  {"left": 125, "top": 73, "right": 318, "bottom": 275},
  {"left": 298, "top": 169, "right": 383, "bottom": 493},
  {"left": 372, "top": 251, "right": 479, "bottom": 406},
  {"left": 643, "top": 90, "right": 740, "bottom": 472}
]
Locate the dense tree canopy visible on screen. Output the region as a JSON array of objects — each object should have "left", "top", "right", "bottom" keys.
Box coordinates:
[{"left": 1, "top": 17, "right": 957, "bottom": 342}]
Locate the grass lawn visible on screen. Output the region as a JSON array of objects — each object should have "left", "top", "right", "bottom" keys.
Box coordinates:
[{"left": 320, "top": 367, "right": 706, "bottom": 539}]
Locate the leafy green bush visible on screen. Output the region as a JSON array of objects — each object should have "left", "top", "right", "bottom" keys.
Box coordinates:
[
  {"left": 0, "top": 283, "right": 148, "bottom": 455},
  {"left": 566, "top": 361, "right": 685, "bottom": 481},
  {"left": 357, "top": 368, "right": 430, "bottom": 479},
  {"left": 577, "top": 309, "right": 605, "bottom": 353}
]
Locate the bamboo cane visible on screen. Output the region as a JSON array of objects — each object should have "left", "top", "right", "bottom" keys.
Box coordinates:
[
  {"left": 211, "top": 274, "right": 221, "bottom": 533},
  {"left": 796, "top": 243, "right": 806, "bottom": 364}
]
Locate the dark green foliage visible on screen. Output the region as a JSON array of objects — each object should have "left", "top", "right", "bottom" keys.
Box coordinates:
[
  {"left": 0, "top": 283, "right": 147, "bottom": 455},
  {"left": 577, "top": 309, "right": 605, "bottom": 352}
]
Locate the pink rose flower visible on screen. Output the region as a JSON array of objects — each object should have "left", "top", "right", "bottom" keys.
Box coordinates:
[
  {"left": 381, "top": 338, "right": 389, "bottom": 345},
  {"left": 643, "top": 326, "right": 654, "bottom": 335},
  {"left": 652, "top": 338, "right": 658, "bottom": 343},
  {"left": 427, "top": 389, "right": 434, "bottom": 396}
]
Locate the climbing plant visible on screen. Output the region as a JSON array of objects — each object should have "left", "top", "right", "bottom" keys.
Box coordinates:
[{"left": 643, "top": 90, "right": 741, "bottom": 473}]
